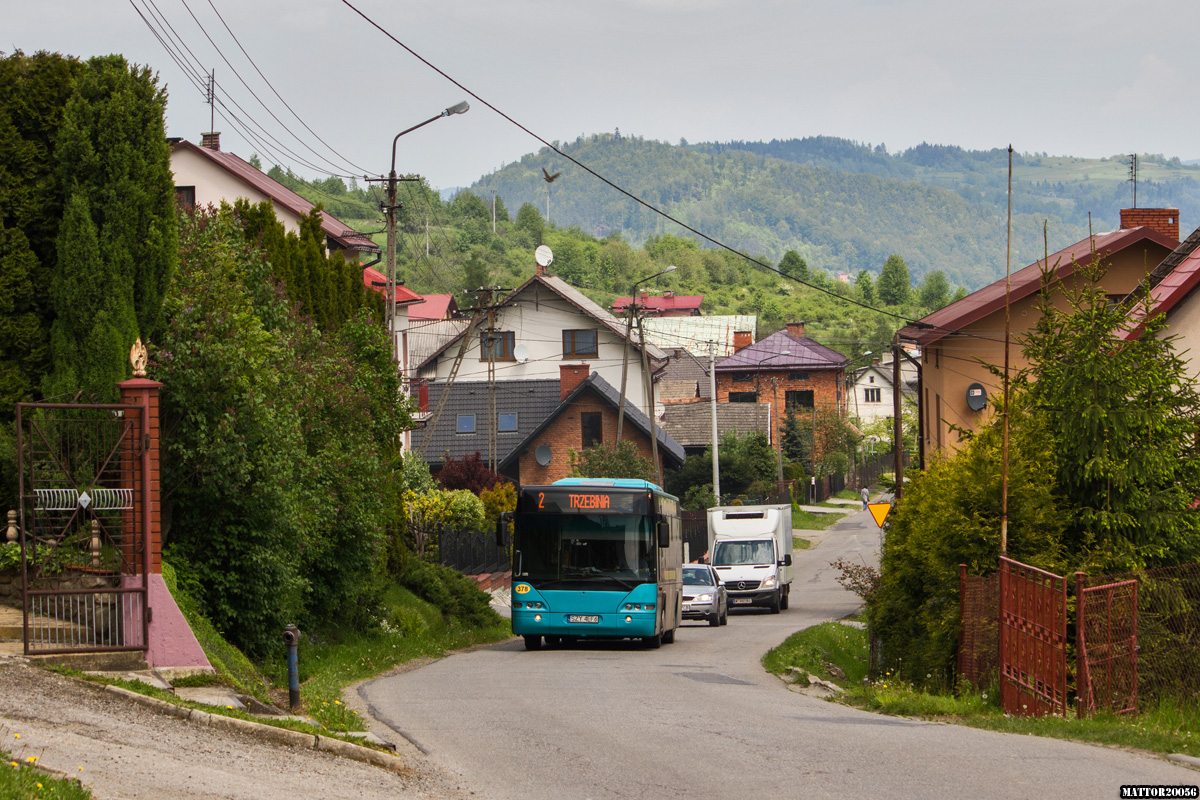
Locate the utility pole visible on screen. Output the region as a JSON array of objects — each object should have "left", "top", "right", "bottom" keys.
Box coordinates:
[
  {"left": 617, "top": 302, "right": 635, "bottom": 445},
  {"left": 709, "top": 340, "right": 721, "bottom": 503},
  {"left": 892, "top": 333, "right": 903, "bottom": 500},
  {"left": 639, "top": 314, "right": 662, "bottom": 485}
]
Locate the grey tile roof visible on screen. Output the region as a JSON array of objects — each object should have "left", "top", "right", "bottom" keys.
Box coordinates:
[
  {"left": 497, "top": 373, "right": 686, "bottom": 471},
  {"left": 660, "top": 403, "right": 771, "bottom": 448},
  {"left": 412, "top": 379, "right": 562, "bottom": 467},
  {"left": 658, "top": 349, "right": 713, "bottom": 401}
]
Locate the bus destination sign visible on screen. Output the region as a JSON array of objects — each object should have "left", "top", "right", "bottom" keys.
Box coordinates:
[{"left": 522, "top": 487, "right": 647, "bottom": 515}]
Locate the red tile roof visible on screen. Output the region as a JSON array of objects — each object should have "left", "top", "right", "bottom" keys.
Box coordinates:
[
  {"left": 363, "top": 266, "right": 423, "bottom": 305},
  {"left": 172, "top": 139, "right": 379, "bottom": 253},
  {"left": 897, "top": 226, "right": 1178, "bottom": 346},
  {"left": 410, "top": 294, "right": 457, "bottom": 320},
  {"left": 1121, "top": 245, "right": 1200, "bottom": 340}
]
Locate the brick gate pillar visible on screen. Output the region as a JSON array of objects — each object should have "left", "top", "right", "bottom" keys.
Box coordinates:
[{"left": 118, "top": 377, "right": 162, "bottom": 574}]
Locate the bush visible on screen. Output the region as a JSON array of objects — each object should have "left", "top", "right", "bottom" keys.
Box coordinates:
[{"left": 391, "top": 546, "right": 502, "bottom": 630}]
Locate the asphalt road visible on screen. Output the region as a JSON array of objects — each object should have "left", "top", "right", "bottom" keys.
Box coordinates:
[{"left": 359, "top": 507, "right": 1199, "bottom": 800}]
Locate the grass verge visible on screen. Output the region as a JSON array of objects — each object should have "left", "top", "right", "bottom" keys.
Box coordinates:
[
  {"left": 61, "top": 561, "right": 511, "bottom": 739},
  {"left": 762, "top": 619, "right": 1200, "bottom": 758},
  {"left": 792, "top": 509, "right": 848, "bottom": 531},
  {"left": 1, "top": 740, "right": 91, "bottom": 799},
  {"left": 793, "top": 536, "right": 812, "bottom": 551}
]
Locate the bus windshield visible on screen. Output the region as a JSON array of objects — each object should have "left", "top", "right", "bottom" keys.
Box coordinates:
[
  {"left": 712, "top": 539, "right": 775, "bottom": 567},
  {"left": 514, "top": 512, "right": 656, "bottom": 591}
]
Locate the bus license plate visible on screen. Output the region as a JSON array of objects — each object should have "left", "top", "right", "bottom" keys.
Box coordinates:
[
  {"left": 733, "top": 598, "right": 753, "bottom": 605},
  {"left": 569, "top": 615, "right": 599, "bottom": 624}
]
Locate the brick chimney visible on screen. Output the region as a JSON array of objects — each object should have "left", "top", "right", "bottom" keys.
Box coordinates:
[
  {"left": 639, "top": 289, "right": 649, "bottom": 302},
  {"left": 560, "top": 364, "right": 590, "bottom": 399},
  {"left": 1120, "top": 208, "right": 1179, "bottom": 243},
  {"left": 786, "top": 321, "right": 806, "bottom": 338},
  {"left": 733, "top": 331, "right": 753, "bottom": 352},
  {"left": 201, "top": 131, "right": 221, "bottom": 151}
]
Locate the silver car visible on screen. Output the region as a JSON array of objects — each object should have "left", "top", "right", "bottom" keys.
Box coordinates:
[{"left": 682, "top": 564, "right": 728, "bottom": 627}]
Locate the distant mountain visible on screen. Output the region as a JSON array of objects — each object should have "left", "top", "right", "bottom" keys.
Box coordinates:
[{"left": 470, "top": 135, "right": 1200, "bottom": 290}]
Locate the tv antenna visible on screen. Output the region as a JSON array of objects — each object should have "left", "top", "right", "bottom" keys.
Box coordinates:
[{"left": 1128, "top": 153, "right": 1138, "bottom": 208}]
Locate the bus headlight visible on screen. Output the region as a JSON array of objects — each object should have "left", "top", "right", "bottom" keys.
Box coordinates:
[
  {"left": 534, "top": 614, "right": 542, "bottom": 622},
  {"left": 762, "top": 575, "right": 777, "bottom": 589},
  {"left": 625, "top": 616, "right": 633, "bottom": 623}
]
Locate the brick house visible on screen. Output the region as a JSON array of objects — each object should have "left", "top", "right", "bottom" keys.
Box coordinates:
[
  {"left": 497, "top": 366, "right": 685, "bottom": 485},
  {"left": 714, "top": 322, "right": 849, "bottom": 454},
  {"left": 898, "top": 208, "right": 1180, "bottom": 457}
]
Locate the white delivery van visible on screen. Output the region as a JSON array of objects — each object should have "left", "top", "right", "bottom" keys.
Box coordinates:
[{"left": 706, "top": 504, "right": 793, "bottom": 613}]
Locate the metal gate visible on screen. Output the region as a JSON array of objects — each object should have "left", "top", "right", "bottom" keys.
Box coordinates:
[
  {"left": 1076, "top": 575, "right": 1138, "bottom": 717},
  {"left": 998, "top": 556, "right": 1068, "bottom": 717},
  {"left": 16, "top": 400, "right": 150, "bottom": 655}
]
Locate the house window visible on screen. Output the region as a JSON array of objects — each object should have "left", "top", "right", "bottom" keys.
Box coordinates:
[
  {"left": 174, "top": 186, "right": 196, "bottom": 208},
  {"left": 498, "top": 413, "right": 518, "bottom": 432},
  {"left": 729, "top": 391, "right": 758, "bottom": 403},
  {"left": 731, "top": 372, "right": 755, "bottom": 383},
  {"left": 562, "top": 329, "right": 598, "bottom": 358},
  {"left": 480, "top": 331, "right": 516, "bottom": 360},
  {"left": 788, "top": 371, "right": 810, "bottom": 381},
  {"left": 456, "top": 414, "right": 476, "bottom": 433},
  {"left": 864, "top": 388, "right": 881, "bottom": 403},
  {"left": 581, "top": 412, "right": 603, "bottom": 448},
  {"left": 785, "top": 390, "right": 814, "bottom": 408}
]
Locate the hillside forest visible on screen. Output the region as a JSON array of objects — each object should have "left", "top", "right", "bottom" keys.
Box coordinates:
[{"left": 270, "top": 133, "right": 1200, "bottom": 360}]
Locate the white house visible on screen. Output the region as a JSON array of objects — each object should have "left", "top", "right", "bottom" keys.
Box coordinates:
[
  {"left": 849, "top": 354, "right": 918, "bottom": 425},
  {"left": 169, "top": 132, "right": 378, "bottom": 257},
  {"left": 414, "top": 264, "right": 666, "bottom": 421}
]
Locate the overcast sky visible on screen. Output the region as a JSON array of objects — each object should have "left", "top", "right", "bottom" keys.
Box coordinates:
[{"left": 9, "top": 0, "right": 1200, "bottom": 191}]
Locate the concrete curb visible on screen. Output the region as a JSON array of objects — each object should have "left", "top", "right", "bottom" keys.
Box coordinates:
[
  {"left": 1167, "top": 753, "right": 1200, "bottom": 770},
  {"left": 102, "top": 684, "right": 410, "bottom": 773}
]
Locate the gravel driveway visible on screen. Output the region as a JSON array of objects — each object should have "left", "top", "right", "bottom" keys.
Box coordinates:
[{"left": 0, "top": 657, "right": 469, "bottom": 800}]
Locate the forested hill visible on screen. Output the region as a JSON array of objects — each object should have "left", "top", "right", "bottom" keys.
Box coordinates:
[{"left": 470, "top": 134, "right": 1200, "bottom": 290}]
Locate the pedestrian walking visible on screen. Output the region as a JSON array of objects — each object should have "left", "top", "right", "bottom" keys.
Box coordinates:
[{"left": 860, "top": 486, "right": 869, "bottom": 510}]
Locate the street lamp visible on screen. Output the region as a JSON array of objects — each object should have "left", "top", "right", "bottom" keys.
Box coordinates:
[
  {"left": 384, "top": 101, "right": 469, "bottom": 364},
  {"left": 616, "top": 265, "right": 677, "bottom": 448}
]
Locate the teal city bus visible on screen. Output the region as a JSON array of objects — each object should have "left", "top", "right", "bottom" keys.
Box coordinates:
[{"left": 499, "top": 478, "right": 682, "bottom": 650}]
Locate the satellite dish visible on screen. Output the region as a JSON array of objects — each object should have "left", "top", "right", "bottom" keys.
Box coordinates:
[
  {"left": 513, "top": 343, "right": 530, "bottom": 363},
  {"left": 966, "top": 382, "right": 987, "bottom": 412},
  {"left": 534, "top": 245, "right": 554, "bottom": 267},
  {"left": 535, "top": 444, "right": 552, "bottom": 466}
]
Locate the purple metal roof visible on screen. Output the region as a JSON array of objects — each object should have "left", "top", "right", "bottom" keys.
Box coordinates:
[{"left": 715, "top": 328, "right": 848, "bottom": 370}]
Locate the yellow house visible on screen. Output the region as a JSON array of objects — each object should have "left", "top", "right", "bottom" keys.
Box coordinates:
[{"left": 898, "top": 208, "right": 1179, "bottom": 459}]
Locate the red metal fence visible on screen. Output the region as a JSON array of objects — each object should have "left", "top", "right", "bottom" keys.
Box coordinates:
[
  {"left": 960, "top": 561, "right": 1200, "bottom": 717},
  {"left": 998, "top": 557, "right": 1069, "bottom": 717},
  {"left": 1086, "top": 562, "right": 1200, "bottom": 708},
  {"left": 957, "top": 566, "right": 999, "bottom": 690},
  {"left": 1076, "top": 575, "right": 1137, "bottom": 717}
]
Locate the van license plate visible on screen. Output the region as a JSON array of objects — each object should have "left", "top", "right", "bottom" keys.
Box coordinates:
[
  {"left": 569, "top": 615, "right": 599, "bottom": 624},
  {"left": 733, "top": 598, "right": 753, "bottom": 605}
]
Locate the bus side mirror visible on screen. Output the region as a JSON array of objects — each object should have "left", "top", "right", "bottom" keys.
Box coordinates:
[
  {"left": 657, "top": 518, "right": 670, "bottom": 549},
  {"left": 496, "top": 512, "right": 512, "bottom": 547},
  {"left": 780, "top": 554, "right": 792, "bottom": 567}
]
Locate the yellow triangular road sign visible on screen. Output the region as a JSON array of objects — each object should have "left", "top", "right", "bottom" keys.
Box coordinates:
[{"left": 868, "top": 502, "right": 891, "bottom": 528}]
